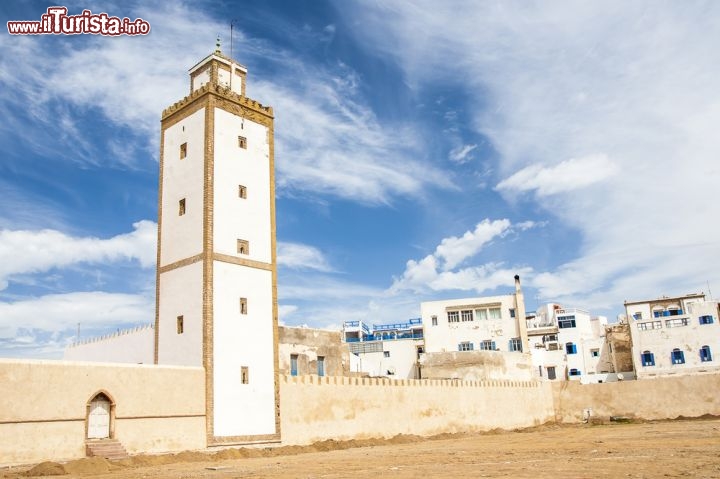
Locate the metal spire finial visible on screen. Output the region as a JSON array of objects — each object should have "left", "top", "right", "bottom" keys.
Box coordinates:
[{"left": 215, "top": 35, "right": 221, "bottom": 54}]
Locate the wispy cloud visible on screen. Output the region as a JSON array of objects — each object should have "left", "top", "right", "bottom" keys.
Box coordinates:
[
  {"left": 277, "top": 242, "right": 333, "bottom": 272},
  {"left": 1, "top": 2, "right": 452, "bottom": 202},
  {"left": 257, "top": 67, "right": 452, "bottom": 204},
  {"left": 496, "top": 154, "right": 619, "bottom": 197},
  {"left": 342, "top": 1, "right": 720, "bottom": 309},
  {"left": 449, "top": 144, "right": 478, "bottom": 164}
]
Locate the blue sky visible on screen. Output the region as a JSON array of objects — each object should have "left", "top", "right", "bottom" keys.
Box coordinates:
[{"left": 1, "top": 1, "right": 719, "bottom": 358}]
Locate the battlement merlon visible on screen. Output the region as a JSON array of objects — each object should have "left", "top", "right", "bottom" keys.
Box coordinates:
[{"left": 161, "top": 81, "right": 274, "bottom": 128}]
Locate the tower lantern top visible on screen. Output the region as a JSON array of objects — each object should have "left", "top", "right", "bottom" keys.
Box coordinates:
[{"left": 188, "top": 47, "right": 247, "bottom": 97}]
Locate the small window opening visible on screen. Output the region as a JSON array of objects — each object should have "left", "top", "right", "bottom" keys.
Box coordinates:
[
  {"left": 237, "top": 239, "right": 249, "bottom": 255},
  {"left": 238, "top": 136, "right": 247, "bottom": 149},
  {"left": 238, "top": 185, "right": 247, "bottom": 199},
  {"left": 176, "top": 315, "right": 184, "bottom": 334},
  {"left": 241, "top": 366, "right": 249, "bottom": 384},
  {"left": 178, "top": 198, "right": 186, "bottom": 216},
  {"left": 290, "top": 354, "right": 298, "bottom": 376},
  {"left": 700, "top": 345, "right": 713, "bottom": 362},
  {"left": 671, "top": 348, "right": 685, "bottom": 365},
  {"left": 180, "top": 142, "right": 187, "bottom": 159},
  {"left": 240, "top": 297, "right": 247, "bottom": 315}
]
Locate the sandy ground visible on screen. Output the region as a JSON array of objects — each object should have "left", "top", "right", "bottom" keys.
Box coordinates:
[{"left": 4, "top": 419, "right": 720, "bottom": 478}]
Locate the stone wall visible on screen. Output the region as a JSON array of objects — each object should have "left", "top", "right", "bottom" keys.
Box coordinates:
[
  {"left": 552, "top": 372, "right": 720, "bottom": 422},
  {"left": 279, "top": 374, "right": 554, "bottom": 445},
  {"left": 3, "top": 358, "right": 720, "bottom": 466},
  {"left": 419, "top": 350, "right": 535, "bottom": 381},
  {"left": 278, "top": 326, "right": 349, "bottom": 377},
  {"left": 0, "top": 359, "right": 206, "bottom": 466},
  {"left": 605, "top": 322, "right": 634, "bottom": 374}
]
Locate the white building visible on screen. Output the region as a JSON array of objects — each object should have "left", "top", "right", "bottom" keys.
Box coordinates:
[
  {"left": 420, "top": 276, "right": 527, "bottom": 355},
  {"left": 526, "top": 304, "right": 623, "bottom": 383},
  {"left": 342, "top": 319, "right": 424, "bottom": 378},
  {"left": 154, "top": 45, "right": 279, "bottom": 444},
  {"left": 625, "top": 294, "right": 720, "bottom": 379}
]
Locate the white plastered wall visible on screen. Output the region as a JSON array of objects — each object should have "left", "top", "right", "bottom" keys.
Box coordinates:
[
  {"left": 64, "top": 325, "right": 154, "bottom": 364},
  {"left": 191, "top": 67, "right": 210, "bottom": 92},
  {"left": 212, "top": 261, "right": 276, "bottom": 436},
  {"left": 157, "top": 261, "right": 204, "bottom": 367},
  {"left": 421, "top": 295, "right": 520, "bottom": 353},
  {"left": 212, "top": 108, "right": 271, "bottom": 263},
  {"left": 217, "top": 67, "right": 244, "bottom": 95},
  {"left": 354, "top": 340, "right": 421, "bottom": 379},
  {"left": 160, "top": 108, "right": 205, "bottom": 266}
]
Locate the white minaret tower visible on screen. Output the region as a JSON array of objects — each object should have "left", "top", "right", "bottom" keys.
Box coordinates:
[{"left": 154, "top": 41, "right": 280, "bottom": 445}]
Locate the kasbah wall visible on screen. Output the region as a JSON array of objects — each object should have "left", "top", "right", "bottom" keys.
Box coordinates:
[{"left": 3, "top": 357, "right": 720, "bottom": 466}]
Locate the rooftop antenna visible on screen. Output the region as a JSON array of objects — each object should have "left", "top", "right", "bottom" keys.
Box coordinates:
[
  {"left": 230, "top": 19, "right": 238, "bottom": 92},
  {"left": 230, "top": 19, "right": 238, "bottom": 61},
  {"left": 708, "top": 280, "right": 714, "bottom": 301}
]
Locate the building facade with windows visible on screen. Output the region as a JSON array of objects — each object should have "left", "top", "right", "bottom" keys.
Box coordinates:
[
  {"left": 625, "top": 294, "right": 720, "bottom": 379},
  {"left": 420, "top": 276, "right": 527, "bottom": 356},
  {"left": 526, "top": 304, "right": 622, "bottom": 383},
  {"left": 342, "top": 319, "right": 424, "bottom": 378}
]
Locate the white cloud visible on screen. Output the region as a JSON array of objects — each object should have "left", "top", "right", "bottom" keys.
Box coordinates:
[
  {"left": 277, "top": 242, "right": 332, "bottom": 272},
  {"left": 342, "top": 1, "right": 720, "bottom": 310},
  {"left": 496, "top": 154, "right": 619, "bottom": 197},
  {"left": 390, "top": 219, "right": 532, "bottom": 294},
  {"left": 0, "top": 221, "right": 156, "bottom": 290},
  {"left": 435, "top": 219, "right": 511, "bottom": 270},
  {"left": 449, "top": 144, "right": 478, "bottom": 163},
  {"left": 0, "top": 291, "right": 154, "bottom": 339}
]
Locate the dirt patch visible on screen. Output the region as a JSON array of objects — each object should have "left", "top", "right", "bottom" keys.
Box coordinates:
[
  {"left": 8, "top": 418, "right": 720, "bottom": 479},
  {"left": 62, "top": 457, "right": 114, "bottom": 475},
  {"left": 22, "top": 462, "right": 66, "bottom": 477}
]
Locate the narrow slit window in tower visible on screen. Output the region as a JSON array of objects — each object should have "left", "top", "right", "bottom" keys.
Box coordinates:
[{"left": 237, "top": 239, "right": 249, "bottom": 255}]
